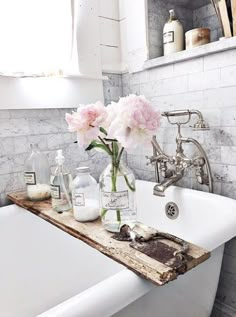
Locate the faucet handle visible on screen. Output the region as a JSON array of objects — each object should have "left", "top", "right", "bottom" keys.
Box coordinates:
[
  {"left": 146, "top": 155, "right": 156, "bottom": 166},
  {"left": 192, "top": 156, "right": 205, "bottom": 167}
]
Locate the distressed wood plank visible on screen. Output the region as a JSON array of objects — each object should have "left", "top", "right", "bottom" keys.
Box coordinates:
[
  {"left": 218, "top": 0, "right": 232, "bottom": 37},
  {"left": 231, "top": 0, "right": 236, "bottom": 36},
  {"left": 7, "top": 191, "right": 210, "bottom": 286}
]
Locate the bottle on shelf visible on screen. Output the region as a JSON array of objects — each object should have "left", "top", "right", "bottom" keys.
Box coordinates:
[
  {"left": 72, "top": 167, "right": 99, "bottom": 222},
  {"left": 163, "top": 9, "right": 184, "bottom": 56},
  {"left": 50, "top": 149, "right": 73, "bottom": 213},
  {"left": 24, "top": 144, "right": 51, "bottom": 201}
]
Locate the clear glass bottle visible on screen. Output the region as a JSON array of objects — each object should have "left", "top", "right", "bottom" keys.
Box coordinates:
[
  {"left": 72, "top": 167, "right": 99, "bottom": 222},
  {"left": 50, "top": 149, "right": 73, "bottom": 213},
  {"left": 99, "top": 159, "right": 137, "bottom": 233},
  {"left": 24, "top": 144, "right": 51, "bottom": 201}
]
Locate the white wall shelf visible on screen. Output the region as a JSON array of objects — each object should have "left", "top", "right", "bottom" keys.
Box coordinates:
[{"left": 144, "top": 36, "right": 236, "bottom": 71}]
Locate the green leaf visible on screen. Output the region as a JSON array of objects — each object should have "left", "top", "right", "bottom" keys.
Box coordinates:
[
  {"left": 99, "top": 127, "right": 108, "bottom": 136},
  {"left": 85, "top": 140, "right": 98, "bottom": 151},
  {"left": 85, "top": 141, "right": 112, "bottom": 156}
]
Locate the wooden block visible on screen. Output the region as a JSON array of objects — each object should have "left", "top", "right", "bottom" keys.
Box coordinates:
[
  {"left": 231, "top": 0, "right": 236, "bottom": 35},
  {"left": 7, "top": 191, "right": 210, "bottom": 287},
  {"left": 218, "top": 0, "right": 232, "bottom": 37}
]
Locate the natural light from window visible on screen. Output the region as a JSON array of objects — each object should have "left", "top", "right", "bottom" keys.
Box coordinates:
[{"left": 0, "top": 0, "right": 73, "bottom": 76}]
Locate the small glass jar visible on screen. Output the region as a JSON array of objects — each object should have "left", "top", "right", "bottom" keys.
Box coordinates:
[
  {"left": 24, "top": 144, "right": 51, "bottom": 201},
  {"left": 72, "top": 167, "right": 99, "bottom": 222}
]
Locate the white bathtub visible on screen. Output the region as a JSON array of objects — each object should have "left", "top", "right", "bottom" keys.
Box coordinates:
[
  {"left": 1, "top": 180, "right": 236, "bottom": 317},
  {"left": 0, "top": 204, "right": 151, "bottom": 317}
]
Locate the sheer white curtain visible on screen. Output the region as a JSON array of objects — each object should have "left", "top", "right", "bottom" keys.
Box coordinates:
[{"left": 0, "top": 0, "right": 74, "bottom": 76}]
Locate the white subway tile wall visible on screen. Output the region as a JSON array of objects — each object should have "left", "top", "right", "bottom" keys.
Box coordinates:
[
  {"left": 121, "top": 46, "right": 236, "bottom": 317},
  {"left": 0, "top": 108, "right": 114, "bottom": 207}
]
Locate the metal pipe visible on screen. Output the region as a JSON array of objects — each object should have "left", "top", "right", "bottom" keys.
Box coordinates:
[
  {"left": 162, "top": 110, "right": 190, "bottom": 117},
  {"left": 162, "top": 109, "right": 204, "bottom": 121},
  {"left": 152, "top": 136, "right": 160, "bottom": 183},
  {"left": 181, "top": 137, "right": 214, "bottom": 193},
  {"left": 151, "top": 136, "right": 168, "bottom": 157}
]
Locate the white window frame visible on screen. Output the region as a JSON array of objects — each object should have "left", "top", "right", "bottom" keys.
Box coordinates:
[{"left": 0, "top": 0, "right": 106, "bottom": 110}]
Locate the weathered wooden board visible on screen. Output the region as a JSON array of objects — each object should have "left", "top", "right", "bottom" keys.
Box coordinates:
[
  {"left": 215, "top": 0, "right": 232, "bottom": 37},
  {"left": 231, "top": 0, "right": 236, "bottom": 35},
  {"left": 8, "top": 192, "right": 210, "bottom": 286}
]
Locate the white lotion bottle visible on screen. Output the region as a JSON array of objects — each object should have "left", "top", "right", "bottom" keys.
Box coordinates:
[
  {"left": 72, "top": 167, "right": 99, "bottom": 222},
  {"left": 163, "top": 9, "right": 184, "bottom": 56}
]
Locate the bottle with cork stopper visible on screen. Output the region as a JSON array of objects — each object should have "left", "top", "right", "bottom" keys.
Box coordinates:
[{"left": 24, "top": 144, "right": 51, "bottom": 201}]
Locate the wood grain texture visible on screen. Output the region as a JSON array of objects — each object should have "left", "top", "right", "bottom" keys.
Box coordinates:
[
  {"left": 7, "top": 191, "right": 210, "bottom": 286},
  {"left": 218, "top": 0, "right": 232, "bottom": 37},
  {"left": 231, "top": 0, "right": 236, "bottom": 35}
]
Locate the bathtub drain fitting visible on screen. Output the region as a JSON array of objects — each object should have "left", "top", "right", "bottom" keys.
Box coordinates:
[{"left": 165, "top": 202, "right": 179, "bottom": 219}]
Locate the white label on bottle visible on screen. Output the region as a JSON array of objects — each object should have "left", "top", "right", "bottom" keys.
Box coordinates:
[
  {"left": 163, "top": 31, "right": 174, "bottom": 44},
  {"left": 24, "top": 172, "right": 36, "bottom": 185},
  {"left": 101, "top": 191, "right": 129, "bottom": 210},
  {"left": 74, "top": 193, "right": 85, "bottom": 206},
  {"left": 50, "top": 185, "right": 61, "bottom": 199}
]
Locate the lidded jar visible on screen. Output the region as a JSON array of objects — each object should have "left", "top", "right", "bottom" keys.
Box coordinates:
[
  {"left": 24, "top": 144, "right": 51, "bottom": 201},
  {"left": 72, "top": 167, "right": 99, "bottom": 222}
]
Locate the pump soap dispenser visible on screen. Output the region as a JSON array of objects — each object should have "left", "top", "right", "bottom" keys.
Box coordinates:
[
  {"left": 163, "top": 9, "right": 184, "bottom": 56},
  {"left": 50, "top": 149, "right": 73, "bottom": 213}
]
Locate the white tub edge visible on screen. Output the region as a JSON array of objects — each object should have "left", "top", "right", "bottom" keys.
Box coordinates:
[{"left": 37, "top": 269, "right": 154, "bottom": 317}]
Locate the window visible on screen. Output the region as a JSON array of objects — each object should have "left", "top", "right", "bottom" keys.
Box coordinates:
[
  {"left": 0, "top": 0, "right": 105, "bottom": 109},
  {"left": 0, "top": 0, "right": 74, "bottom": 76}
]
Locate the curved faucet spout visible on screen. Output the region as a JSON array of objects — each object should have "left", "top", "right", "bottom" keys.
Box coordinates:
[{"left": 153, "top": 172, "right": 183, "bottom": 197}]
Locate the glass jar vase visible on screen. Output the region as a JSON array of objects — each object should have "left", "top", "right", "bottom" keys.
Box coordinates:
[{"left": 99, "top": 158, "right": 137, "bottom": 233}]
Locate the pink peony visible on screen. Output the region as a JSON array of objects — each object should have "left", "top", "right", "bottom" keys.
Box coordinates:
[
  {"left": 108, "top": 95, "right": 161, "bottom": 150},
  {"left": 65, "top": 101, "right": 107, "bottom": 147}
]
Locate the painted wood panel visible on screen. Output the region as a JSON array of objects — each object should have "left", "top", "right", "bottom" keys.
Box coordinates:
[
  {"left": 99, "top": 0, "right": 119, "bottom": 20},
  {"left": 101, "top": 46, "right": 122, "bottom": 73},
  {"left": 100, "top": 18, "right": 120, "bottom": 47}
]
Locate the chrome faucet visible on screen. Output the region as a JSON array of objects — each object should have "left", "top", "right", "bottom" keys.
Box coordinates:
[{"left": 147, "top": 109, "right": 213, "bottom": 197}]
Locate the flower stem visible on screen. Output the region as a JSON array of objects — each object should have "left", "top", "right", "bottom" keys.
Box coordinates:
[
  {"left": 121, "top": 171, "right": 136, "bottom": 192},
  {"left": 116, "top": 209, "right": 121, "bottom": 222},
  {"left": 98, "top": 136, "right": 113, "bottom": 155},
  {"left": 117, "top": 147, "right": 124, "bottom": 166},
  {"left": 111, "top": 141, "right": 121, "bottom": 223},
  {"left": 101, "top": 208, "right": 108, "bottom": 218}
]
